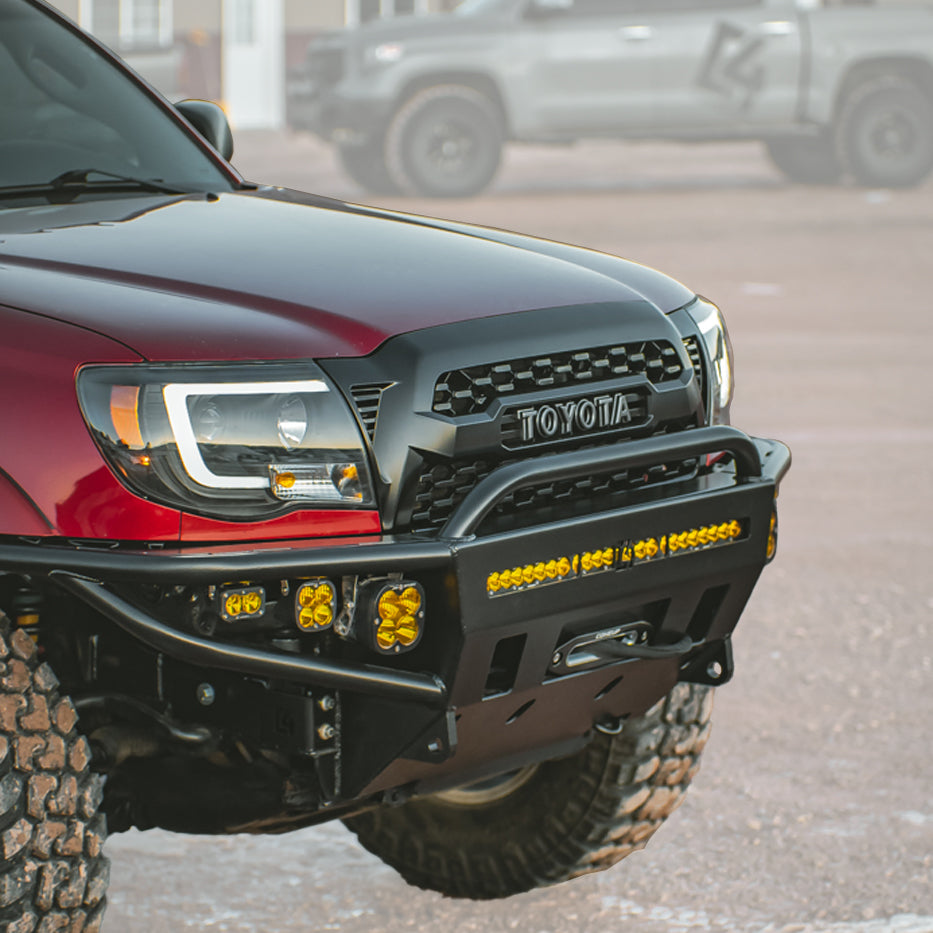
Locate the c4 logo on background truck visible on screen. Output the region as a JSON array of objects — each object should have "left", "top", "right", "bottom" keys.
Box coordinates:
[{"left": 697, "top": 21, "right": 767, "bottom": 110}]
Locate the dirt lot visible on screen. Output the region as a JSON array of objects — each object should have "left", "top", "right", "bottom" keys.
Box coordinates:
[{"left": 104, "top": 136, "right": 933, "bottom": 933}]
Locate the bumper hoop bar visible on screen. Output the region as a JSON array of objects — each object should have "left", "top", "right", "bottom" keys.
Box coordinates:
[
  {"left": 439, "top": 425, "right": 764, "bottom": 540},
  {"left": 50, "top": 571, "right": 448, "bottom": 708}
]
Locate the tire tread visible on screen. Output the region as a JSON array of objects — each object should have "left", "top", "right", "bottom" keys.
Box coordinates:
[
  {"left": 0, "top": 613, "right": 108, "bottom": 931},
  {"left": 836, "top": 74, "right": 933, "bottom": 187},
  {"left": 384, "top": 84, "right": 502, "bottom": 198}
]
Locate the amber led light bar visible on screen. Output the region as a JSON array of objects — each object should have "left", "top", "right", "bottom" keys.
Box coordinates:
[{"left": 487, "top": 519, "right": 746, "bottom": 597}]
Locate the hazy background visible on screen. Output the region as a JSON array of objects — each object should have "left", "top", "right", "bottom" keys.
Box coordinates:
[{"left": 37, "top": 1, "right": 932, "bottom": 930}]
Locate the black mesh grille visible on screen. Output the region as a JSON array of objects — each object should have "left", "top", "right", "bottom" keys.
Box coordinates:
[
  {"left": 409, "top": 424, "right": 700, "bottom": 535},
  {"left": 433, "top": 341, "right": 684, "bottom": 417},
  {"left": 350, "top": 383, "right": 390, "bottom": 441}
]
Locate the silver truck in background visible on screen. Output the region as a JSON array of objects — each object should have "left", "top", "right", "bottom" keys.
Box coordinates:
[{"left": 288, "top": 0, "right": 933, "bottom": 197}]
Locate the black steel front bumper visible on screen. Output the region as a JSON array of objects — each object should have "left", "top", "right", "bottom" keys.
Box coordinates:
[
  {"left": 0, "top": 426, "right": 790, "bottom": 798},
  {"left": 287, "top": 84, "right": 392, "bottom": 142}
]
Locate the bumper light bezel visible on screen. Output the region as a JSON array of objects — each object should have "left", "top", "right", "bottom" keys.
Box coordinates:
[{"left": 355, "top": 579, "right": 426, "bottom": 655}]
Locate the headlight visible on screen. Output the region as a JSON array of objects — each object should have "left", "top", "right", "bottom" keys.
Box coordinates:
[
  {"left": 686, "top": 298, "right": 734, "bottom": 424},
  {"left": 365, "top": 42, "right": 404, "bottom": 65},
  {"left": 77, "top": 364, "right": 376, "bottom": 520}
]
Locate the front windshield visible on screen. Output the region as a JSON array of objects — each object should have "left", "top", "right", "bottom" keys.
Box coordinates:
[{"left": 0, "top": 0, "right": 235, "bottom": 198}]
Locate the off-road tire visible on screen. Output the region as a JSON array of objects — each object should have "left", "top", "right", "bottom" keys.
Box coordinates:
[
  {"left": 0, "top": 613, "right": 108, "bottom": 932},
  {"left": 765, "top": 135, "right": 842, "bottom": 185},
  {"left": 836, "top": 75, "right": 933, "bottom": 188},
  {"left": 384, "top": 85, "right": 503, "bottom": 198},
  {"left": 344, "top": 683, "right": 712, "bottom": 900},
  {"left": 336, "top": 141, "right": 401, "bottom": 197}
]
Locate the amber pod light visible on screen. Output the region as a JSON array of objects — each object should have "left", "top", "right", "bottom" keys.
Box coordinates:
[
  {"left": 295, "top": 579, "right": 337, "bottom": 632},
  {"left": 356, "top": 580, "right": 425, "bottom": 655},
  {"left": 218, "top": 585, "right": 265, "bottom": 622}
]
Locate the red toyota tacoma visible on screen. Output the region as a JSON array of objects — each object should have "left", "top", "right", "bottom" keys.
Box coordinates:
[{"left": 0, "top": 1, "right": 789, "bottom": 930}]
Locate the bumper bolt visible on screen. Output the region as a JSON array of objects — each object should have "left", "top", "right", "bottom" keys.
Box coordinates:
[
  {"left": 196, "top": 683, "right": 215, "bottom": 706},
  {"left": 317, "top": 723, "right": 336, "bottom": 741},
  {"left": 318, "top": 695, "right": 336, "bottom": 712}
]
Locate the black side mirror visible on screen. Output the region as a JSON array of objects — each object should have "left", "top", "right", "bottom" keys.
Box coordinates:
[{"left": 175, "top": 99, "right": 234, "bottom": 161}]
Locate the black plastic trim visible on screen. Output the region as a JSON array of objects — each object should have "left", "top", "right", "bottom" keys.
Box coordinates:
[{"left": 0, "top": 466, "right": 54, "bottom": 533}]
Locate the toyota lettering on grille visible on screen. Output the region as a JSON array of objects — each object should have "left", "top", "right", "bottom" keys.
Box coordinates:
[{"left": 517, "top": 392, "right": 633, "bottom": 444}]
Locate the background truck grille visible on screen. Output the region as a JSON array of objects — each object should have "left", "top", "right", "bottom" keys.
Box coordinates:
[
  {"left": 433, "top": 340, "right": 684, "bottom": 417},
  {"left": 307, "top": 47, "right": 346, "bottom": 87}
]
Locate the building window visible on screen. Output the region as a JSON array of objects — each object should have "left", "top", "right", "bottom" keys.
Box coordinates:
[
  {"left": 79, "top": 0, "right": 172, "bottom": 50},
  {"left": 346, "top": 0, "right": 429, "bottom": 26},
  {"left": 229, "top": 0, "right": 256, "bottom": 44}
]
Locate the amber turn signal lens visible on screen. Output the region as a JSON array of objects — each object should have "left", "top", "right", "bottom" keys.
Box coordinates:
[
  {"left": 110, "top": 385, "right": 144, "bottom": 450},
  {"left": 766, "top": 507, "right": 778, "bottom": 561}
]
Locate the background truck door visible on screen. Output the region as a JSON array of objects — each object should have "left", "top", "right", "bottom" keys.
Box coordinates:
[
  {"left": 642, "top": 0, "right": 804, "bottom": 131},
  {"left": 521, "top": 0, "right": 664, "bottom": 134}
]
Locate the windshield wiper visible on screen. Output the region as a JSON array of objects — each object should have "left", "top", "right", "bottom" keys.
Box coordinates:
[
  {"left": 0, "top": 169, "right": 191, "bottom": 201},
  {"left": 49, "top": 168, "right": 188, "bottom": 195}
]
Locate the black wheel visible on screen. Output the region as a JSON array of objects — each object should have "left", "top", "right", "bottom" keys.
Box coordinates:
[
  {"left": 836, "top": 76, "right": 933, "bottom": 188},
  {"left": 385, "top": 85, "right": 503, "bottom": 198},
  {"left": 344, "top": 683, "right": 712, "bottom": 899},
  {"left": 765, "top": 135, "right": 842, "bottom": 185},
  {"left": 336, "top": 142, "right": 401, "bottom": 196},
  {"left": 0, "top": 613, "right": 109, "bottom": 932}
]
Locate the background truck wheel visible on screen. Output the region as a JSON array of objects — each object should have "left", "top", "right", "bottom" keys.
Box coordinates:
[
  {"left": 836, "top": 75, "right": 933, "bottom": 188},
  {"left": 337, "top": 141, "right": 401, "bottom": 196},
  {"left": 344, "top": 683, "right": 712, "bottom": 899},
  {"left": 765, "top": 135, "right": 841, "bottom": 185},
  {"left": 0, "top": 613, "right": 109, "bottom": 932},
  {"left": 385, "top": 85, "right": 503, "bottom": 198}
]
